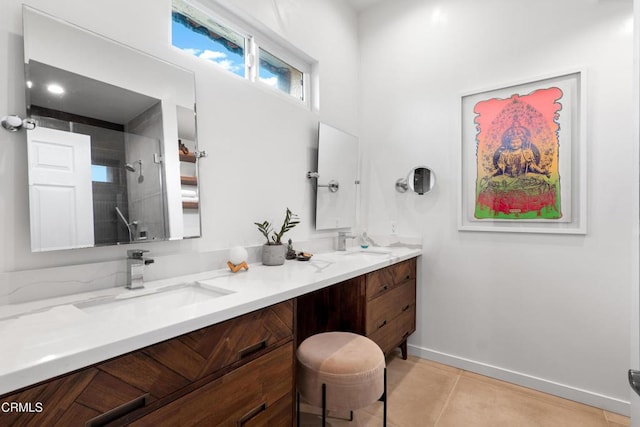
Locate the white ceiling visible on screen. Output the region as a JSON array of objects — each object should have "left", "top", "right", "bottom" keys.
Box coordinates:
[{"left": 346, "top": 0, "right": 387, "bottom": 12}]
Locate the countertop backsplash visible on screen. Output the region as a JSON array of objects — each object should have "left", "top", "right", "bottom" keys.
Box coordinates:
[{"left": 0, "top": 235, "right": 421, "bottom": 306}]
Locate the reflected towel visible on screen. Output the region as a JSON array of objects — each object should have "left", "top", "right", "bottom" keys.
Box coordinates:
[
  {"left": 182, "top": 196, "right": 199, "bottom": 203},
  {"left": 181, "top": 189, "right": 197, "bottom": 197}
]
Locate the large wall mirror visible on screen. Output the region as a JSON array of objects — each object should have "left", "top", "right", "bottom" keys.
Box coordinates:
[
  {"left": 314, "top": 123, "right": 358, "bottom": 230},
  {"left": 23, "top": 6, "right": 201, "bottom": 252}
]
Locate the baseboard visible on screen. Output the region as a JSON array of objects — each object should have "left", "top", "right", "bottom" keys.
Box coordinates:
[{"left": 408, "top": 344, "right": 630, "bottom": 417}]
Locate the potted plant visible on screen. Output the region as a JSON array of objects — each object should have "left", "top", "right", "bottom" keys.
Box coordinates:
[{"left": 255, "top": 208, "right": 300, "bottom": 266}]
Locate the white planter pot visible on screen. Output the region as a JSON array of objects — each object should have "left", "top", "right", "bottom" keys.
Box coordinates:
[{"left": 262, "top": 244, "right": 285, "bottom": 266}]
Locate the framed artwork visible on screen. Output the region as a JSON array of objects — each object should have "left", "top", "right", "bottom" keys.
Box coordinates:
[{"left": 458, "top": 71, "right": 586, "bottom": 234}]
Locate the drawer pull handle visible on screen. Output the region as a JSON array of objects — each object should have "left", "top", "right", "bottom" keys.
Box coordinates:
[
  {"left": 380, "top": 284, "right": 389, "bottom": 292},
  {"left": 85, "top": 393, "right": 149, "bottom": 427},
  {"left": 377, "top": 319, "right": 387, "bottom": 329},
  {"left": 238, "top": 402, "right": 267, "bottom": 426},
  {"left": 405, "top": 274, "right": 411, "bottom": 280},
  {"left": 239, "top": 339, "right": 268, "bottom": 359},
  {"left": 402, "top": 304, "right": 411, "bottom": 312}
]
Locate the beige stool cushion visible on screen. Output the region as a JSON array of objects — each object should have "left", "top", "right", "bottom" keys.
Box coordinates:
[{"left": 297, "top": 332, "right": 385, "bottom": 412}]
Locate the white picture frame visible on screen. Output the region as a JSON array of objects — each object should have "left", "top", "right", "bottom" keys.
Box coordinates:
[{"left": 458, "top": 70, "right": 587, "bottom": 234}]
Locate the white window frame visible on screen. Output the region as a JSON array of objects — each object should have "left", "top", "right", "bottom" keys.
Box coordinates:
[{"left": 172, "top": 0, "right": 314, "bottom": 107}]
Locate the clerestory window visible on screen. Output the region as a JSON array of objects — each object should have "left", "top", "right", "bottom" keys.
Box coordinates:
[{"left": 172, "top": 0, "right": 310, "bottom": 104}]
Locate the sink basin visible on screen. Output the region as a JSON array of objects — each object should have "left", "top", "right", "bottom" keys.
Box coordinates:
[
  {"left": 75, "top": 282, "right": 235, "bottom": 315},
  {"left": 345, "top": 247, "right": 392, "bottom": 255}
]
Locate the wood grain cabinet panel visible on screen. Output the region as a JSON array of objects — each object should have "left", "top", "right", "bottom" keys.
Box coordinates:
[
  {"left": 144, "top": 299, "right": 293, "bottom": 382},
  {"left": 0, "top": 300, "right": 294, "bottom": 426},
  {"left": 365, "top": 268, "right": 394, "bottom": 300},
  {"left": 390, "top": 257, "right": 416, "bottom": 285},
  {"left": 0, "top": 368, "right": 100, "bottom": 427},
  {"left": 365, "top": 279, "right": 416, "bottom": 335},
  {"left": 365, "top": 257, "right": 416, "bottom": 300},
  {"left": 129, "top": 343, "right": 293, "bottom": 426},
  {"left": 297, "top": 257, "right": 418, "bottom": 359}
]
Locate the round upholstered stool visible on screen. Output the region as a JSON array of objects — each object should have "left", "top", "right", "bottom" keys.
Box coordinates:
[{"left": 296, "top": 332, "right": 387, "bottom": 426}]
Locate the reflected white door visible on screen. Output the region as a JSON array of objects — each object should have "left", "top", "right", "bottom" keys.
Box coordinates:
[{"left": 27, "top": 127, "right": 94, "bottom": 251}]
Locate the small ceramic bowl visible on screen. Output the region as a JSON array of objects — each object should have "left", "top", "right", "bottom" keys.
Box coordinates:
[{"left": 297, "top": 252, "right": 313, "bottom": 261}]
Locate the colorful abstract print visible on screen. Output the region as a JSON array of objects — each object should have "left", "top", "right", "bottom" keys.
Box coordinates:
[{"left": 474, "top": 87, "right": 563, "bottom": 220}]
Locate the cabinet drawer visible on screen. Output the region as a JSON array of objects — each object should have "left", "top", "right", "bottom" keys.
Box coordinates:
[
  {"left": 242, "top": 395, "right": 292, "bottom": 427},
  {"left": 143, "top": 300, "right": 293, "bottom": 382},
  {"left": 365, "top": 280, "right": 416, "bottom": 335},
  {"left": 365, "top": 258, "right": 416, "bottom": 300},
  {"left": 391, "top": 258, "right": 416, "bottom": 285},
  {"left": 365, "top": 268, "right": 394, "bottom": 300},
  {"left": 367, "top": 319, "right": 398, "bottom": 355},
  {"left": 395, "top": 303, "right": 416, "bottom": 344},
  {"left": 368, "top": 306, "right": 416, "bottom": 355},
  {"left": 130, "top": 342, "right": 294, "bottom": 426}
]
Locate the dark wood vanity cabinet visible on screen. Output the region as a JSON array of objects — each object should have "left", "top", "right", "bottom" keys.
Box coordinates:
[
  {"left": 297, "top": 257, "right": 417, "bottom": 358},
  {"left": 0, "top": 300, "right": 294, "bottom": 426},
  {"left": 0, "top": 257, "right": 416, "bottom": 426}
]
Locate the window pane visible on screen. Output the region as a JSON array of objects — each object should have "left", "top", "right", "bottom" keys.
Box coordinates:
[
  {"left": 92, "top": 165, "right": 114, "bottom": 183},
  {"left": 172, "top": 10, "right": 245, "bottom": 78},
  {"left": 259, "top": 48, "right": 303, "bottom": 101}
]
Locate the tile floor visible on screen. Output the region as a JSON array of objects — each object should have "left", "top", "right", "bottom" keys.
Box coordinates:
[{"left": 298, "top": 353, "right": 631, "bottom": 427}]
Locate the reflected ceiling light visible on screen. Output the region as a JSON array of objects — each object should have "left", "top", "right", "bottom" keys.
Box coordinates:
[
  {"left": 26, "top": 81, "right": 33, "bottom": 88},
  {"left": 47, "top": 83, "right": 65, "bottom": 94}
]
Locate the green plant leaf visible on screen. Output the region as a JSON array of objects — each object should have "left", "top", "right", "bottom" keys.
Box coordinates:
[{"left": 255, "top": 208, "right": 299, "bottom": 245}]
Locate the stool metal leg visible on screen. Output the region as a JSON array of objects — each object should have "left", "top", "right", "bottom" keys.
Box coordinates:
[
  {"left": 383, "top": 367, "right": 387, "bottom": 427},
  {"left": 296, "top": 391, "right": 300, "bottom": 427},
  {"left": 322, "top": 383, "right": 327, "bottom": 427}
]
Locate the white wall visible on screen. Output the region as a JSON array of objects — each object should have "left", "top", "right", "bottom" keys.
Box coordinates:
[
  {"left": 0, "top": 0, "right": 358, "bottom": 275},
  {"left": 359, "top": 0, "right": 634, "bottom": 415},
  {"left": 630, "top": 0, "right": 640, "bottom": 423}
]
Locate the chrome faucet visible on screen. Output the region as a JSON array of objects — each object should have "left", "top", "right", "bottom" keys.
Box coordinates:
[
  {"left": 337, "top": 231, "right": 357, "bottom": 251},
  {"left": 126, "top": 249, "right": 154, "bottom": 289}
]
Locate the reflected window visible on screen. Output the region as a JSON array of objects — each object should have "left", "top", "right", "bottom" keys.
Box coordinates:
[{"left": 92, "top": 165, "right": 114, "bottom": 183}]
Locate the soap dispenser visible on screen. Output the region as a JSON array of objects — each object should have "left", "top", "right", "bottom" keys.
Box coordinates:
[{"left": 358, "top": 232, "right": 371, "bottom": 249}]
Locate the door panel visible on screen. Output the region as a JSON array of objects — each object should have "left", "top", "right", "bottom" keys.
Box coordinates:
[{"left": 27, "top": 127, "right": 94, "bottom": 251}]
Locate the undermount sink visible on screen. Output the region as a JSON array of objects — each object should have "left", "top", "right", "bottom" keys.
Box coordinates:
[
  {"left": 345, "top": 247, "right": 392, "bottom": 255},
  {"left": 74, "top": 282, "right": 235, "bottom": 315}
]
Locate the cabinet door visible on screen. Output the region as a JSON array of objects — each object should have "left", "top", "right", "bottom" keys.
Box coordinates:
[{"left": 130, "top": 342, "right": 294, "bottom": 426}]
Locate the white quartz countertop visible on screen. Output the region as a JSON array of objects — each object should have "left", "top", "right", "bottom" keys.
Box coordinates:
[{"left": 0, "top": 246, "right": 421, "bottom": 396}]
